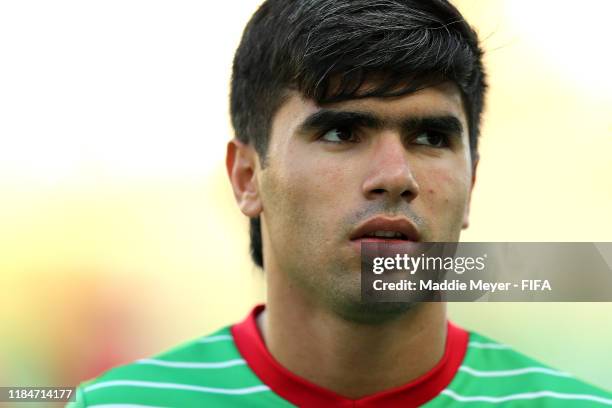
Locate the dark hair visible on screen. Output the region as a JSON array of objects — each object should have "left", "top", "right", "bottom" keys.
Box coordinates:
[{"left": 230, "top": 0, "right": 487, "bottom": 268}]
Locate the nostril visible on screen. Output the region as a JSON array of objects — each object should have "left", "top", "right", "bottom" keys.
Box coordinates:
[
  {"left": 371, "top": 188, "right": 386, "bottom": 194},
  {"left": 401, "top": 190, "right": 413, "bottom": 198}
]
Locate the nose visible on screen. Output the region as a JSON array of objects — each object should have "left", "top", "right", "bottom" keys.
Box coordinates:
[{"left": 361, "top": 132, "right": 420, "bottom": 202}]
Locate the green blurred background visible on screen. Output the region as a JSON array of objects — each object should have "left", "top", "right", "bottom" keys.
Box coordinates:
[{"left": 1, "top": 0, "right": 611, "bottom": 400}]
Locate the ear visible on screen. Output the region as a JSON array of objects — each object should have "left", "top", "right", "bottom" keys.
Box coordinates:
[
  {"left": 226, "top": 139, "right": 263, "bottom": 218},
  {"left": 462, "top": 156, "right": 479, "bottom": 229}
]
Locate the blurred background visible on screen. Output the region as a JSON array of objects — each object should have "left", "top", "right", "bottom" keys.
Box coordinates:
[{"left": 1, "top": 0, "right": 611, "bottom": 401}]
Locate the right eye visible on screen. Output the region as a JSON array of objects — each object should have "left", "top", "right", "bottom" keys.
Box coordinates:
[{"left": 319, "top": 127, "right": 358, "bottom": 143}]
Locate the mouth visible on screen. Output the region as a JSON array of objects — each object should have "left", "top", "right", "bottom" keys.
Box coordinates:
[
  {"left": 349, "top": 216, "right": 421, "bottom": 244},
  {"left": 353, "top": 231, "right": 411, "bottom": 243}
]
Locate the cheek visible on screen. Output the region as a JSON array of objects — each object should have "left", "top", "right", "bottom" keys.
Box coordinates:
[
  {"left": 289, "top": 155, "right": 350, "bottom": 201},
  {"left": 262, "top": 158, "right": 348, "bottom": 232},
  {"left": 418, "top": 161, "right": 470, "bottom": 212}
]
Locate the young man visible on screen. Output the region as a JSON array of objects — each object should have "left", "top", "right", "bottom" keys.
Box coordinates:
[{"left": 71, "top": 0, "right": 612, "bottom": 406}]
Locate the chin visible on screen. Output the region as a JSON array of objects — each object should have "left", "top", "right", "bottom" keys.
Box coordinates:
[{"left": 330, "top": 298, "right": 420, "bottom": 325}]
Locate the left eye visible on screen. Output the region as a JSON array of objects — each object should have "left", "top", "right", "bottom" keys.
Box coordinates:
[
  {"left": 320, "top": 127, "right": 357, "bottom": 143},
  {"left": 413, "top": 131, "right": 449, "bottom": 148}
]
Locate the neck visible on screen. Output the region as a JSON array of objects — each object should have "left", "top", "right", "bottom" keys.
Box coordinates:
[{"left": 259, "top": 280, "right": 447, "bottom": 398}]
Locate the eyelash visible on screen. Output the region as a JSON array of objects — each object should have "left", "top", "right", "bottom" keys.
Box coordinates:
[
  {"left": 318, "top": 126, "right": 359, "bottom": 144},
  {"left": 413, "top": 130, "right": 451, "bottom": 148},
  {"left": 318, "top": 125, "right": 452, "bottom": 148}
]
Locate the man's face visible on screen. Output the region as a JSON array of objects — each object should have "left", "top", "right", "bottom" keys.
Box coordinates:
[{"left": 253, "top": 82, "right": 476, "bottom": 316}]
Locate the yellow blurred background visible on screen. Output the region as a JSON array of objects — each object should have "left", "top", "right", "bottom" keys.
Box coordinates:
[{"left": 1, "top": 0, "right": 611, "bottom": 397}]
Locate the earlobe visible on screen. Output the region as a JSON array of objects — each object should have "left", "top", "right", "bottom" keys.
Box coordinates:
[
  {"left": 462, "top": 157, "right": 479, "bottom": 229},
  {"left": 226, "top": 139, "right": 263, "bottom": 218}
]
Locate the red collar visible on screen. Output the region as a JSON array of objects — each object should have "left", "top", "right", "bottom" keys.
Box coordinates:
[{"left": 231, "top": 305, "right": 468, "bottom": 408}]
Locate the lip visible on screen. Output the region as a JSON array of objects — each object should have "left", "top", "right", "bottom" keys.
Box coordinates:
[{"left": 349, "top": 216, "right": 421, "bottom": 242}]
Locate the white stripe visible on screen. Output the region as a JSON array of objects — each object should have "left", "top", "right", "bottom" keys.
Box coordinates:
[
  {"left": 88, "top": 405, "right": 163, "bottom": 408},
  {"left": 442, "top": 389, "right": 612, "bottom": 405},
  {"left": 198, "top": 334, "right": 233, "bottom": 343},
  {"left": 459, "top": 365, "right": 572, "bottom": 378},
  {"left": 137, "top": 358, "right": 246, "bottom": 369},
  {"left": 84, "top": 380, "right": 270, "bottom": 395},
  {"left": 468, "top": 341, "right": 511, "bottom": 349}
]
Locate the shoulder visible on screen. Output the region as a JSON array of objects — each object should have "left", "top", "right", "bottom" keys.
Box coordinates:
[
  {"left": 436, "top": 330, "right": 612, "bottom": 407},
  {"left": 67, "top": 327, "right": 272, "bottom": 407}
]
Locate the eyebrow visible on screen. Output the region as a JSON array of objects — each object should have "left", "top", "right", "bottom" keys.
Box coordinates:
[{"left": 296, "top": 109, "right": 464, "bottom": 136}]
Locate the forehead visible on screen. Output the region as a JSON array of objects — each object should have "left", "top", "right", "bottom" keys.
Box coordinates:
[{"left": 271, "top": 82, "right": 467, "bottom": 139}]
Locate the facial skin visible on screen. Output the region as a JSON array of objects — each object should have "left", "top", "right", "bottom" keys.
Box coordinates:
[{"left": 227, "top": 81, "right": 477, "bottom": 322}]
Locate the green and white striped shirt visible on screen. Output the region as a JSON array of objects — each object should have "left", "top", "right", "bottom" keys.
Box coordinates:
[{"left": 69, "top": 306, "right": 612, "bottom": 407}]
